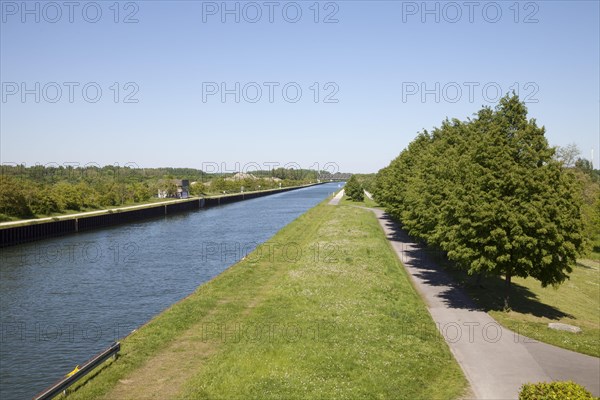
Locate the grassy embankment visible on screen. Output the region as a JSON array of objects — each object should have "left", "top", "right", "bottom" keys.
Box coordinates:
[
  {"left": 437, "top": 234, "right": 600, "bottom": 357},
  {"left": 0, "top": 192, "right": 186, "bottom": 223},
  {"left": 65, "top": 197, "right": 467, "bottom": 399},
  {"left": 351, "top": 187, "right": 600, "bottom": 357},
  {"left": 341, "top": 191, "right": 599, "bottom": 357},
  {"left": 339, "top": 193, "right": 380, "bottom": 208}
]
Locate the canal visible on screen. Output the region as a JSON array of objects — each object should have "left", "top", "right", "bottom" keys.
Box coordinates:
[{"left": 0, "top": 182, "right": 341, "bottom": 399}]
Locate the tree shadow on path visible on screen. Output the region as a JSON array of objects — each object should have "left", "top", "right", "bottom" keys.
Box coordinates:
[{"left": 380, "top": 213, "right": 572, "bottom": 320}]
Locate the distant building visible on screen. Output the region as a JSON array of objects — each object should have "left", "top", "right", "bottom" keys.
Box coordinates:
[{"left": 157, "top": 179, "right": 190, "bottom": 199}]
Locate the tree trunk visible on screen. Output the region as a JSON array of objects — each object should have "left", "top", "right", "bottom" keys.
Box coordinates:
[{"left": 503, "top": 271, "right": 512, "bottom": 311}]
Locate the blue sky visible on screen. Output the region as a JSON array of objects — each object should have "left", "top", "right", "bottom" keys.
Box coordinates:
[{"left": 1, "top": 0, "right": 599, "bottom": 173}]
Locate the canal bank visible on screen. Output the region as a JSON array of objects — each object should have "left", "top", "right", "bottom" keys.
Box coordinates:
[
  {"left": 0, "top": 183, "right": 342, "bottom": 400},
  {"left": 0, "top": 184, "right": 322, "bottom": 247},
  {"left": 60, "top": 193, "right": 466, "bottom": 400}
]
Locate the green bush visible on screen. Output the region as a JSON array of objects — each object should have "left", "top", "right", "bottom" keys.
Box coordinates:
[
  {"left": 345, "top": 175, "right": 364, "bottom": 201},
  {"left": 519, "top": 381, "right": 596, "bottom": 400}
]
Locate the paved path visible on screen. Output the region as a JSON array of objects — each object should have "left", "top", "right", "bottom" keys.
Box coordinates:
[
  {"left": 328, "top": 189, "right": 345, "bottom": 205},
  {"left": 369, "top": 208, "right": 600, "bottom": 399}
]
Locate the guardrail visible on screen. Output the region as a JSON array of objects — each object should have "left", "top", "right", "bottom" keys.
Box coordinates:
[{"left": 33, "top": 342, "right": 120, "bottom": 400}]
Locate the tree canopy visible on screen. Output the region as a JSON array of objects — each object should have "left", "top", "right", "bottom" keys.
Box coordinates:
[
  {"left": 0, "top": 166, "right": 327, "bottom": 221},
  {"left": 373, "top": 95, "right": 586, "bottom": 308}
]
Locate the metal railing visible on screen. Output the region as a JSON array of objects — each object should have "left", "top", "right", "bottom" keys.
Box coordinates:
[{"left": 33, "top": 342, "right": 120, "bottom": 400}]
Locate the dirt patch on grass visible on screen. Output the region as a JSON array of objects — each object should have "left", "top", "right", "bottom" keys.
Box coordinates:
[
  {"left": 103, "top": 322, "right": 218, "bottom": 400},
  {"left": 102, "top": 287, "right": 275, "bottom": 399}
]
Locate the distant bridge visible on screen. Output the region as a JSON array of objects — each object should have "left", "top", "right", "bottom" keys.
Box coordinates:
[{"left": 318, "top": 174, "right": 351, "bottom": 181}]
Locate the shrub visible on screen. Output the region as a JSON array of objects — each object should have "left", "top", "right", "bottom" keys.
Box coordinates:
[
  {"left": 345, "top": 175, "right": 364, "bottom": 202},
  {"left": 519, "top": 381, "right": 596, "bottom": 400}
]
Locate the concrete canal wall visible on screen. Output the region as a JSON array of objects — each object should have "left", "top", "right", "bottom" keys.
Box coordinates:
[{"left": 0, "top": 184, "right": 318, "bottom": 247}]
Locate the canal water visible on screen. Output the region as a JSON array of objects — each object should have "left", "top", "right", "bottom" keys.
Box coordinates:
[{"left": 0, "top": 182, "right": 341, "bottom": 399}]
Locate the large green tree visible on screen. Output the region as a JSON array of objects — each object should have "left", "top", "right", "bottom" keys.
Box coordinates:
[
  {"left": 374, "top": 95, "right": 585, "bottom": 308},
  {"left": 0, "top": 176, "right": 33, "bottom": 219}
]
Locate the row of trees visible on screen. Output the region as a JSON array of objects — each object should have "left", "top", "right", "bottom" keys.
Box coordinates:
[
  {"left": 0, "top": 177, "right": 156, "bottom": 219},
  {"left": 207, "top": 177, "right": 303, "bottom": 194},
  {"left": 0, "top": 165, "right": 332, "bottom": 221},
  {"left": 373, "top": 95, "right": 589, "bottom": 308},
  {"left": 552, "top": 143, "right": 600, "bottom": 243},
  {"left": 1, "top": 165, "right": 209, "bottom": 185},
  {"left": 0, "top": 165, "right": 346, "bottom": 187}
]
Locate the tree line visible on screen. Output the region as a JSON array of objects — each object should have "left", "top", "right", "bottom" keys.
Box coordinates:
[
  {"left": 0, "top": 166, "right": 334, "bottom": 221},
  {"left": 373, "top": 95, "right": 598, "bottom": 307}
]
